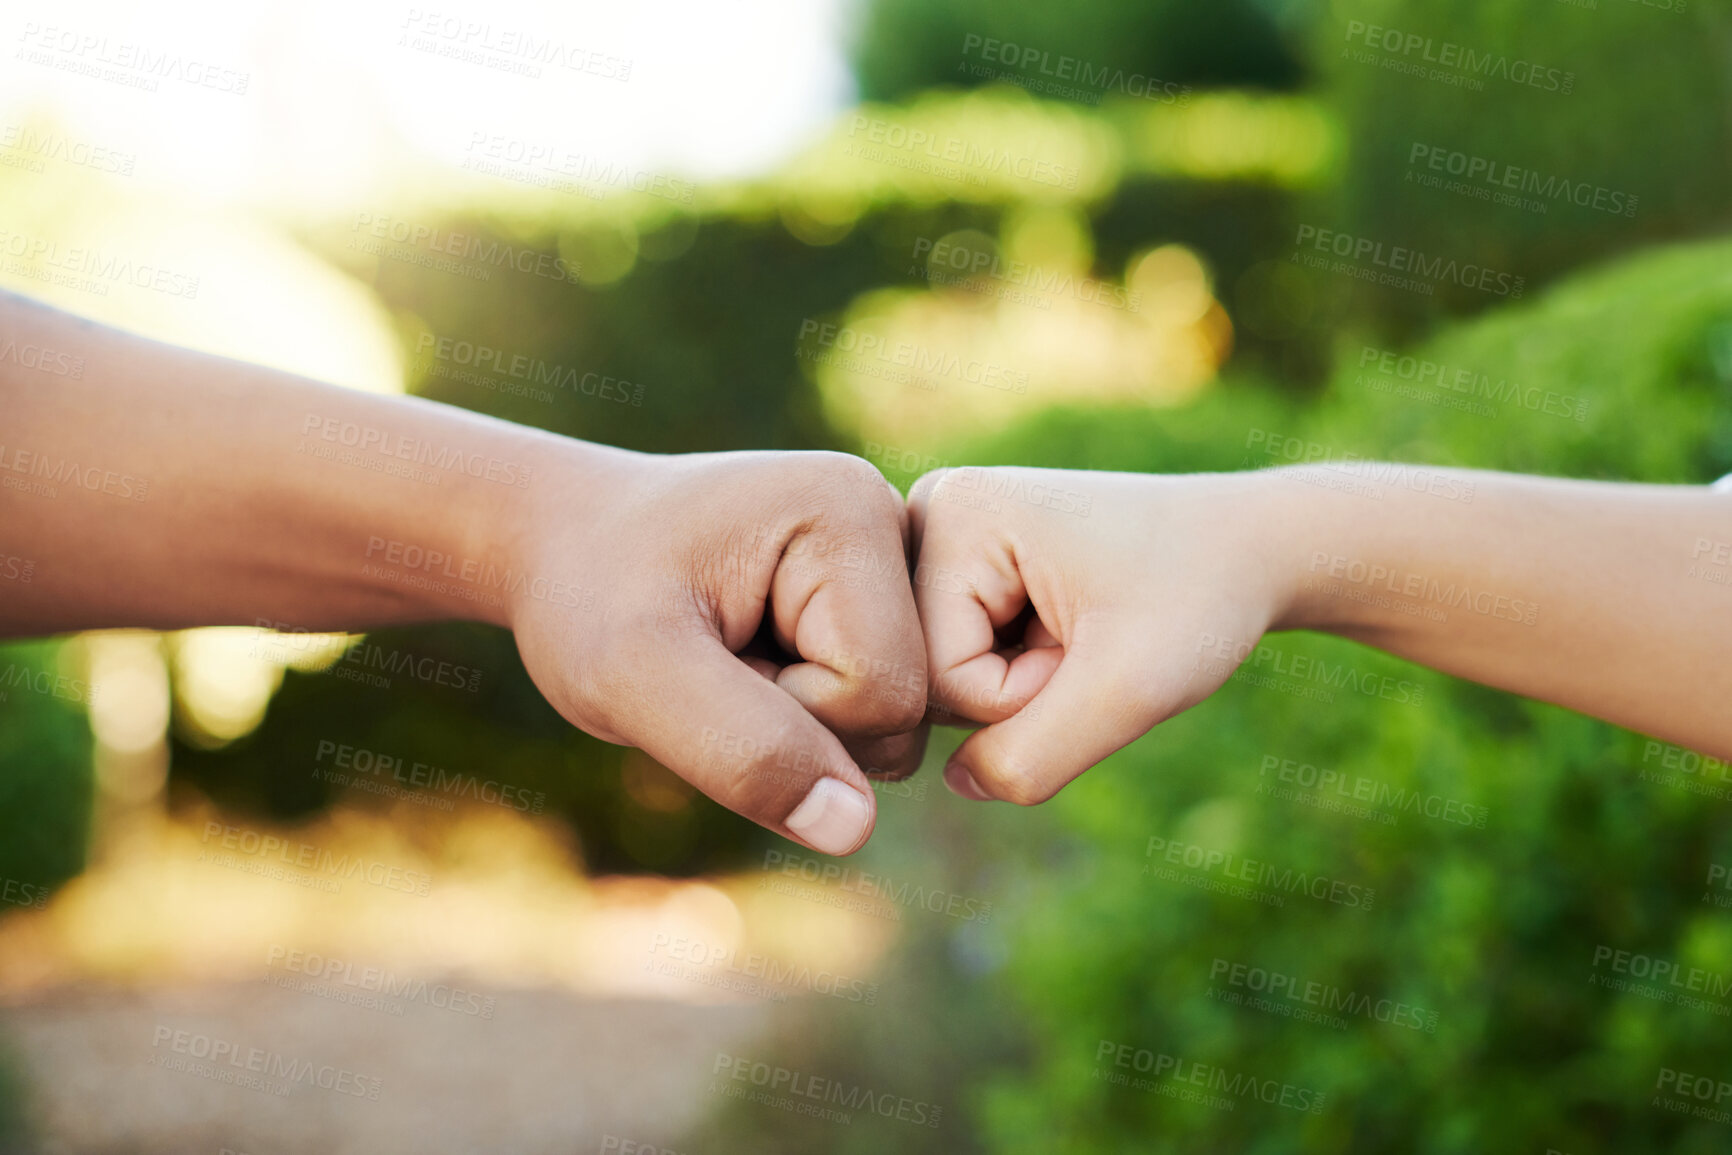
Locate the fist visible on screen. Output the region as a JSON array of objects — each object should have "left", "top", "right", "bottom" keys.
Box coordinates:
[
  {"left": 509, "top": 449, "right": 928, "bottom": 855},
  {"left": 909, "top": 466, "right": 1289, "bottom": 805}
]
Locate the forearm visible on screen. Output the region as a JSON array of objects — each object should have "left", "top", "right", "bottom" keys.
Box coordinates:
[
  {"left": 1266, "top": 463, "right": 1732, "bottom": 757},
  {"left": 0, "top": 292, "right": 627, "bottom": 637}
]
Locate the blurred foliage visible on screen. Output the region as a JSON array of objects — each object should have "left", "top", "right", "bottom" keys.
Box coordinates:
[
  {"left": 958, "top": 237, "right": 1732, "bottom": 1154},
  {"left": 850, "top": 0, "right": 1306, "bottom": 102},
  {"left": 0, "top": 642, "right": 88, "bottom": 1151},
  {"left": 689, "top": 232, "right": 1732, "bottom": 1155},
  {"left": 6, "top": 0, "right": 1732, "bottom": 1145},
  {"left": 0, "top": 641, "right": 94, "bottom": 896},
  {"left": 171, "top": 0, "right": 1732, "bottom": 887},
  {"left": 0, "top": 1033, "right": 29, "bottom": 1155},
  {"left": 1311, "top": 0, "right": 1732, "bottom": 333}
]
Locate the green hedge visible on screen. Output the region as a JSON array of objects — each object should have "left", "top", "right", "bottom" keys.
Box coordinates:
[{"left": 690, "top": 233, "right": 1732, "bottom": 1154}]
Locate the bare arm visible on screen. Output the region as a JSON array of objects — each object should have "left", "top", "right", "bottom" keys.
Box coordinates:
[
  {"left": 0, "top": 288, "right": 585, "bottom": 636},
  {"left": 0, "top": 292, "right": 929, "bottom": 854},
  {"left": 907, "top": 463, "right": 1732, "bottom": 804},
  {"left": 1273, "top": 463, "right": 1732, "bottom": 758}
]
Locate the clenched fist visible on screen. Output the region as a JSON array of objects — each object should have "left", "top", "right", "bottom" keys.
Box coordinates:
[
  {"left": 907, "top": 466, "right": 1294, "bottom": 805},
  {"left": 508, "top": 449, "right": 929, "bottom": 855}
]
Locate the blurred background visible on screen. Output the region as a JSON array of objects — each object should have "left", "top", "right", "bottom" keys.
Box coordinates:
[{"left": 2, "top": 0, "right": 1731, "bottom": 1150}]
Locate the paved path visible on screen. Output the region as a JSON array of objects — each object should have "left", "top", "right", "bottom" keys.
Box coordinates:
[{"left": 2, "top": 982, "right": 768, "bottom": 1155}]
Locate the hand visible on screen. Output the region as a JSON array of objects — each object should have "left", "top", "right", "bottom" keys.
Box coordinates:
[
  {"left": 505, "top": 449, "right": 928, "bottom": 855},
  {"left": 907, "top": 466, "right": 1297, "bottom": 805}
]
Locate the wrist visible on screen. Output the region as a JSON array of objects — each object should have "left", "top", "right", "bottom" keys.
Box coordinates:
[
  {"left": 1253, "top": 464, "right": 1357, "bottom": 637},
  {"left": 482, "top": 432, "right": 652, "bottom": 631},
  {"left": 1259, "top": 464, "right": 1373, "bottom": 635},
  {"left": 346, "top": 411, "right": 638, "bottom": 632}
]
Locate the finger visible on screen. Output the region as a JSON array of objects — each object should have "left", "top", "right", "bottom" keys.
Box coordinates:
[
  {"left": 771, "top": 485, "right": 928, "bottom": 738},
  {"left": 742, "top": 645, "right": 926, "bottom": 776},
  {"left": 943, "top": 619, "right": 1157, "bottom": 806},
  {"left": 905, "top": 468, "right": 945, "bottom": 544},
  {"left": 616, "top": 633, "right": 879, "bottom": 856},
  {"left": 848, "top": 723, "right": 930, "bottom": 781},
  {"left": 1024, "top": 614, "right": 1060, "bottom": 651},
  {"left": 741, "top": 655, "right": 781, "bottom": 682},
  {"left": 909, "top": 482, "right": 1058, "bottom": 724}
]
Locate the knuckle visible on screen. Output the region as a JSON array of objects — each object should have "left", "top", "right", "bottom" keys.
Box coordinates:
[
  {"left": 979, "top": 755, "right": 1060, "bottom": 807},
  {"left": 910, "top": 467, "right": 951, "bottom": 503},
  {"left": 847, "top": 683, "right": 927, "bottom": 738},
  {"left": 721, "top": 721, "right": 818, "bottom": 817},
  {"left": 931, "top": 674, "right": 1015, "bottom": 724},
  {"left": 570, "top": 640, "right": 642, "bottom": 723},
  {"left": 885, "top": 686, "right": 929, "bottom": 733},
  {"left": 793, "top": 450, "right": 895, "bottom": 502}
]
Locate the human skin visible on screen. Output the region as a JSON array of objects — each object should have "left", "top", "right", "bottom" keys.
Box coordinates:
[
  {"left": 0, "top": 290, "right": 927, "bottom": 856},
  {"left": 908, "top": 464, "right": 1732, "bottom": 804}
]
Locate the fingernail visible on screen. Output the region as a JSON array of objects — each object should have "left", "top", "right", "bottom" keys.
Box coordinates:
[
  {"left": 785, "top": 778, "right": 873, "bottom": 856},
  {"left": 944, "top": 760, "right": 994, "bottom": 801}
]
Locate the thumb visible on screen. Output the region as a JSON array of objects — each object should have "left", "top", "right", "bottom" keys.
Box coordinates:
[
  {"left": 616, "top": 631, "right": 879, "bottom": 856},
  {"left": 942, "top": 619, "right": 1161, "bottom": 806}
]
